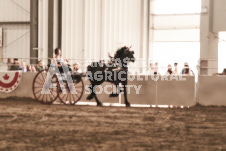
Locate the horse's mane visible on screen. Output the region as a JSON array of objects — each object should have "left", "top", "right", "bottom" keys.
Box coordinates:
[{"left": 114, "top": 46, "right": 128, "bottom": 59}]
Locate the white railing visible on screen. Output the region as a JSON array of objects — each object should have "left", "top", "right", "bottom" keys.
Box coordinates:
[
  {"left": 3, "top": 57, "right": 226, "bottom": 77},
  {"left": 0, "top": 57, "right": 202, "bottom": 76}
]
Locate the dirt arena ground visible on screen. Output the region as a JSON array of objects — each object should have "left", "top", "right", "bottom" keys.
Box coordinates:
[{"left": 0, "top": 98, "right": 226, "bottom": 151}]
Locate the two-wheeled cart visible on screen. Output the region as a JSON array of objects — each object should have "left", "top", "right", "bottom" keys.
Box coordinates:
[{"left": 32, "top": 69, "right": 85, "bottom": 105}]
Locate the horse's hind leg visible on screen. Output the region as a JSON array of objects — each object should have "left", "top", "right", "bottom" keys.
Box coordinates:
[
  {"left": 123, "top": 84, "right": 130, "bottom": 107},
  {"left": 86, "top": 85, "right": 102, "bottom": 106},
  {"left": 110, "top": 83, "right": 120, "bottom": 97},
  {"left": 94, "top": 93, "right": 102, "bottom": 106},
  {"left": 92, "top": 85, "right": 102, "bottom": 106},
  {"left": 86, "top": 85, "right": 94, "bottom": 100}
]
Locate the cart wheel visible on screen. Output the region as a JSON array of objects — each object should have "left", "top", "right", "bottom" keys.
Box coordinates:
[
  {"left": 32, "top": 69, "right": 59, "bottom": 104},
  {"left": 58, "top": 76, "right": 84, "bottom": 105}
]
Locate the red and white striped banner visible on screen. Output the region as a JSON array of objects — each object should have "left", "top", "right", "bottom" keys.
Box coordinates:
[{"left": 0, "top": 71, "right": 22, "bottom": 93}]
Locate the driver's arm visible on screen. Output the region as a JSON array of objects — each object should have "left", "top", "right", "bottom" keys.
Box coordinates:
[
  {"left": 53, "top": 58, "right": 62, "bottom": 67},
  {"left": 63, "top": 58, "right": 68, "bottom": 66}
]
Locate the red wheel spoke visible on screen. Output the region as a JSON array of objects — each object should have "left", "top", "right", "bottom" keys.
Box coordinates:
[
  {"left": 42, "top": 94, "right": 46, "bottom": 102},
  {"left": 47, "top": 95, "right": 51, "bottom": 102},
  {"left": 41, "top": 94, "right": 44, "bottom": 102},
  {"left": 46, "top": 89, "right": 55, "bottom": 102},
  {"left": 76, "top": 90, "right": 82, "bottom": 93},
  {"left": 72, "top": 94, "right": 76, "bottom": 101},
  {"left": 44, "top": 94, "right": 48, "bottom": 102},
  {"left": 61, "top": 94, "right": 66, "bottom": 100},
  {"left": 51, "top": 90, "right": 57, "bottom": 96},
  {"left": 37, "top": 76, "right": 44, "bottom": 83},
  {"left": 68, "top": 94, "right": 71, "bottom": 102},
  {"left": 70, "top": 94, "right": 72, "bottom": 101},
  {"left": 34, "top": 86, "right": 43, "bottom": 89},
  {"left": 51, "top": 91, "right": 56, "bottom": 100},
  {"left": 35, "top": 89, "right": 42, "bottom": 94},
  {"left": 74, "top": 93, "right": 79, "bottom": 98},
  {"left": 74, "top": 86, "right": 83, "bottom": 88},
  {"left": 42, "top": 94, "right": 45, "bottom": 102},
  {"left": 57, "top": 78, "right": 83, "bottom": 104},
  {"left": 43, "top": 94, "right": 46, "bottom": 102},
  {"left": 50, "top": 90, "right": 56, "bottom": 98},
  {"left": 33, "top": 70, "right": 59, "bottom": 104},
  {"left": 45, "top": 94, "right": 48, "bottom": 102},
  {"left": 46, "top": 94, "right": 50, "bottom": 102},
  {"left": 35, "top": 81, "right": 44, "bottom": 85},
  {"left": 50, "top": 93, "right": 56, "bottom": 99},
  {"left": 37, "top": 93, "right": 42, "bottom": 100},
  {"left": 49, "top": 95, "right": 53, "bottom": 101},
  {"left": 49, "top": 95, "right": 54, "bottom": 101},
  {"left": 66, "top": 94, "right": 69, "bottom": 102},
  {"left": 40, "top": 72, "right": 46, "bottom": 84},
  {"left": 51, "top": 89, "right": 57, "bottom": 93},
  {"left": 49, "top": 94, "right": 55, "bottom": 101}
]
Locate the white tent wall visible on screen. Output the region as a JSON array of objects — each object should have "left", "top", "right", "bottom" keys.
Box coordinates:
[
  {"left": 151, "top": 0, "right": 201, "bottom": 14},
  {"left": 153, "top": 15, "right": 200, "bottom": 30},
  {"left": 149, "top": 0, "right": 201, "bottom": 75},
  {"left": 55, "top": 0, "right": 203, "bottom": 73},
  {"left": 38, "top": 0, "right": 49, "bottom": 66},
  {"left": 218, "top": 32, "right": 226, "bottom": 72},
  {"left": 212, "top": 0, "right": 226, "bottom": 32},
  {"left": 150, "top": 0, "right": 201, "bottom": 43},
  {"left": 0, "top": 0, "right": 30, "bottom": 65},
  {"left": 61, "top": 0, "right": 149, "bottom": 73},
  {"left": 62, "top": 0, "right": 85, "bottom": 66},
  {"left": 0, "top": 0, "right": 30, "bottom": 21},
  {"left": 153, "top": 29, "right": 200, "bottom": 42},
  {"left": 0, "top": 24, "right": 30, "bottom": 62}
]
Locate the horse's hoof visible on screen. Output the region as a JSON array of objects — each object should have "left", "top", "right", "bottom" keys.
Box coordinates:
[
  {"left": 126, "top": 103, "right": 130, "bottom": 107},
  {"left": 97, "top": 102, "right": 103, "bottom": 106},
  {"left": 110, "top": 93, "right": 119, "bottom": 97},
  {"left": 86, "top": 95, "right": 94, "bottom": 100}
]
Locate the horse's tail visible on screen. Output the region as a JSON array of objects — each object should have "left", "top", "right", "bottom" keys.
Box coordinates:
[{"left": 87, "top": 65, "right": 92, "bottom": 72}]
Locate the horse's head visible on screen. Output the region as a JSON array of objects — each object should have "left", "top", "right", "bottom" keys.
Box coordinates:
[{"left": 114, "top": 46, "right": 135, "bottom": 68}]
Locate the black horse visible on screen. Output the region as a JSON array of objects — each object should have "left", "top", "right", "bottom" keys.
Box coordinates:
[{"left": 86, "top": 46, "right": 135, "bottom": 107}]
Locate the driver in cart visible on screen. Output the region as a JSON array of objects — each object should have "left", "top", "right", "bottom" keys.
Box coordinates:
[
  {"left": 44, "top": 48, "right": 76, "bottom": 95},
  {"left": 51, "top": 48, "right": 71, "bottom": 73}
]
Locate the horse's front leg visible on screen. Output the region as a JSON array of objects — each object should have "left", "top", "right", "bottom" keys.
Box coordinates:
[
  {"left": 123, "top": 84, "right": 130, "bottom": 107},
  {"left": 86, "top": 84, "right": 94, "bottom": 100},
  {"left": 92, "top": 85, "right": 102, "bottom": 106},
  {"left": 110, "top": 82, "right": 120, "bottom": 97},
  {"left": 86, "top": 84, "right": 102, "bottom": 106}
]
